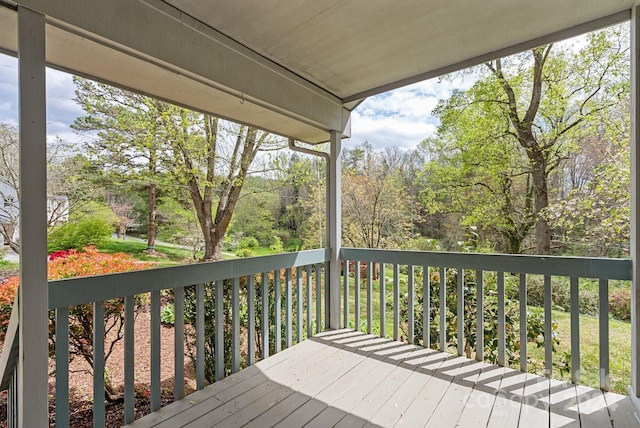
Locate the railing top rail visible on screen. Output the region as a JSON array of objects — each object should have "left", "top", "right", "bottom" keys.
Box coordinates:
[
  {"left": 340, "top": 248, "right": 631, "bottom": 280},
  {"left": 49, "top": 248, "right": 329, "bottom": 309}
]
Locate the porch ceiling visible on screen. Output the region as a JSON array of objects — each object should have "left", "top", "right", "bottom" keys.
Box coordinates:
[{"left": 0, "top": 0, "right": 633, "bottom": 144}]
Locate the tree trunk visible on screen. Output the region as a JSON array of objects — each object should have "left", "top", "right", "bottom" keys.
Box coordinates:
[
  {"left": 531, "top": 156, "right": 551, "bottom": 255},
  {"left": 147, "top": 182, "right": 157, "bottom": 250}
]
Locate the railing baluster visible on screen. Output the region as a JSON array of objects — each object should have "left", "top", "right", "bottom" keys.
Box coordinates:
[
  {"left": 124, "top": 295, "right": 135, "bottom": 424},
  {"left": 215, "top": 280, "right": 224, "bottom": 381},
  {"left": 497, "top": 272, "right": 505, "bottom": 367},
  {"left": 296, "top": 266, "right": 303, "bottom": 343},
  {"left": 248, "top": 275, "right": 256, "bottom": 366},
  {"left": 55, "top": 307, "right": 69, "bottom": 428},
  {"left": 315, "top": 263, "right": 322, "bottom": 334},
  {"left": 380, "top": 263, "right": 386, "bottom": 338},
  {"left": 367, "top": 262, "right": 373, "bottom": 334},
  {"left": 232, "top": 277, "right": 240, "bottom": 373},
  {"left": 306, "top": 265, "right": 312, "bottom": 338},
  {"left": 476, "top": 270, "right": 484, "bottom": 361},
  {"left": 440, "top": 267, "right": 446, "bottom": 352},
  {"left": 519, "top": 273, "right": 527, "bottom": 372},
  {"left": 570, "top": 277, "right": 580, "bottom": 384},
  {"left": 286, "top": 268, "right": 292, "bottom": 348},
  {"left": 393, "top": 264, "right": 400, "bottom": 341},
  {"left": 9, "top": 369, "right": 17, "bottom": 428},
  {"left": 174, "top": 287, "right": 185, "bottom": 400},
  {"left": 325, "top": 263, "right": 330, "bottom": 329},
  {"left": 93, "top": 301, "right": 105, "bottom": 427},
  {"left": 544, "top": 275, "right": 552, "bottom": 377},
  {"left": 261, "top": 272, "right": 269, "bottom": 359},
  {"left": 408, "top": 265, "right": 414, "bottom": 344},
  {"left": 457, "top": 268, "right": 464, "bottom": 357},
  {"left": 355, "top": 261, "right": 361, "bottom": 331},
  {"left": 599, "top": 278, "right": 609, "bottom": 391},
  {"left": 343, "top": 260, "right": 349, "bottom": 329},
  {"left": 275, "top": 271, "right": 282, "bottom": 353},
  {"left": 423, "top": 266, "right": 430, "bottom": 348},
  {"left": 151, "top": 290, "right": 161, "bottom": 411},
  {"left": 196, "top": 284, "right": 205, "bottom": 387}
]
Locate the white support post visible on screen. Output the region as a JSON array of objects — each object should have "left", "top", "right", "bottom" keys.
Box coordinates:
[
  {"left": 328, "top": 130, "right": 342, "bottom": 329},
  {"left": 631, "top": 3, "right": 640, "bottom": 408},
  {"left": 17, "top": 6, "right": 48, "bottom": 427}
]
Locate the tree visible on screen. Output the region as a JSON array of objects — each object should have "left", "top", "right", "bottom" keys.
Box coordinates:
[
  {"left": 73, "top": 78, "right": 166, "bottom": 251},
  {"left": 424, "top": 25, "right": 629, "bottom": 254},
  {"left": 342, "top": 144, "right": 412, "bottom": 249},
  {"left": 73, "top": 80, "right": 276, "bottom": 261},
  {"left": 547, "top": 101, "right": 630, "bottom": 256},
  {"left": 155, "top": 106, "right": 273, "bottom": 260},
  {"left": 0, "top": 123, "right": 87, "bottom": 252}
]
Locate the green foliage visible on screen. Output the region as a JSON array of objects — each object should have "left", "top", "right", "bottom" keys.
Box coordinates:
[
  {"left": 270, "top": 235, "right": 284, "bottom": 253},
  {"left": 70, "top": 200, "right": 118, "bottom": 224},
  {"left": 609, "top": 288, "right": 631, "bottom": 322},
  {"left": 419, "top": 24, "right": 629, "bottom": 255},
  {"left": 399, "top": 269, "right": 567, "bottom": 373},
  {"left": 239, "top": 236, "right": 259, "bottom": 250},
  {"left": 160, "top": 304, "right": 176, "bottom": 325},
  {"left": 342, "top": 143, "right": 413, "bottom": 249},
  {"left": 403, "top": 236, "right": 440, "bottom": 251},
  {"left": 229, "top": 182, "right": 277, "bottom": 246},
  {"left": 48, "top": 218, "right": 113, "bottom": 251},
  {"left": 235, "top": 248, "right": 255, "bottom": 258}
]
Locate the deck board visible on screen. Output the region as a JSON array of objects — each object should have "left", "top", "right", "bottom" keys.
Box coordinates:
[{"left": 127, "top": 330, "right": 639, "bottom": 428}]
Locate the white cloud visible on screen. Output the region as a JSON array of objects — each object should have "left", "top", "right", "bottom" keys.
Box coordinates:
[
  {"left": 0, "top": 54, "right": 84, "bottom": 144},
  {"left": 348, "top": 75, "right": 473, "bottom": 150}
]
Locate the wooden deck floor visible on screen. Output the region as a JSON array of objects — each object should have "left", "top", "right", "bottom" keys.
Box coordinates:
[{"left": 128, "top": 329, "right": 639, "bottom": 428}]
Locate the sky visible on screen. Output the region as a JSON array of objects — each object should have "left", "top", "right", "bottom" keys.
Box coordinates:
[{"left": 0, "top": 52, "right": 470, "bottom": 150}]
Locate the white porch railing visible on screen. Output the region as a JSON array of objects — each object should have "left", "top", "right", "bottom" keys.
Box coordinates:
[
  {"left": 340, "top": 248, "right": 631, "bottom": 392},
  {"left": 0, "top": 249, "right": 329, "bottom": 427},
  {"left": 0, "top": 248, "right": 633, "bottom": 426}
]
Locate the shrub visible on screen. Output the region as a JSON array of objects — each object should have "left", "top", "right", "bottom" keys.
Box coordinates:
[
  {"left": 270, "top": 236, "right": 284, "bottom": 253},
  {"left": 609, "top": 288, "right": 631, "bottom": 321},
  {"left": 48, "top": 218, "right": 113, "bottom": 251},
  {"left": 238, "top": 236, "right": 259, "bottom": 250},
  {"left": 399, "top": 268, "right": 568, "bottom": 374},
  {"left": 273, "top": 230, "right": 291, "bottom": 247},
  {"left": 0, "top": 277, "right": 18, "bottom": 342},
  {"left": 160, "top": 304, "right": 176, "bottom": 325},
  {"left": 0, "top": 246, "right": 152, "bottom": 401},
  {"left": 236, "top": 248, "right": 254, "bottom": 258},
  {"left": 526, "top": 276, "right": 600, "bottom": 316}
]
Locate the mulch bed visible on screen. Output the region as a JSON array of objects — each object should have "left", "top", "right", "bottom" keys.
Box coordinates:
[{"left": 0, "top": 310, "right": 194, "bottom": 427}]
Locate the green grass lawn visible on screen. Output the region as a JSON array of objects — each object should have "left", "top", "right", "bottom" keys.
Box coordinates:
[
  {"left": 528, "top": 311, "right": 630, "bottom": 393},
  {"left": 97, "top": 238, "right": 200, "bottom": 267}
]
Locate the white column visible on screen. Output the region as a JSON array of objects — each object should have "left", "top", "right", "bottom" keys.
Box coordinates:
[
  {"left": 632, "top": 3, "right": 640, "bottom": 403},
  {"left": 17, "top": 6, "right": 49, "bottom": 427},
  {"left": 328, "top": 130, "right": 342, "bottom": 329}
]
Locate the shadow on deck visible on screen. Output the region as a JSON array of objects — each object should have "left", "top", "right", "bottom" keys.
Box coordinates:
[{"left": 127, "top": 329, "right": 639, "bottom": 427}]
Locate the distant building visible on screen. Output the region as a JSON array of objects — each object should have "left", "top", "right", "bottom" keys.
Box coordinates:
[{"left": 0, "top": 178, "right": 69, "bottom": 245}]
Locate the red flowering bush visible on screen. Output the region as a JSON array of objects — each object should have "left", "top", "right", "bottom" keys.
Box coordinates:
[
  {"left": 48, "top": 249, "right": 76, "bottom": 261},
  {"left": 0, "top": 246, "right": 152, "bottom": 401}
]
